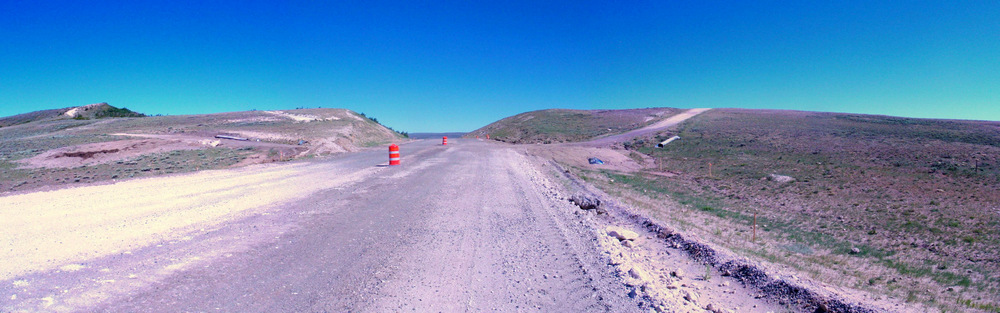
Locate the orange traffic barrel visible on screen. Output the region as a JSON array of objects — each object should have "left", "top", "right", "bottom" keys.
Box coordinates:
[
  {"left": 442, "top": 136, "right": 448, "bottom": 145},
  {"left": 389, "top": 144, "right": 400, "bottom": 165}
]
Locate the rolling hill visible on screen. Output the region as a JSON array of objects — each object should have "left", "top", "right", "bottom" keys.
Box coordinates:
[
  {"left": 466, "top": 107, "right": 682, "bottom": 144},
  {"left": 0, "top": 103, "right": 145, "bottom": 127}
]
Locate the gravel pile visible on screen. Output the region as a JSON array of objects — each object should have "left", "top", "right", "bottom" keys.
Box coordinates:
[
  {"left": 633, "top": 211, "right": 881, "bottom": 312},
  {"left": 549, "top": 160, "right": 887, "bottom": 312},
  {"left": 568, "top": 194, "right": 605, "bottom": 214}
]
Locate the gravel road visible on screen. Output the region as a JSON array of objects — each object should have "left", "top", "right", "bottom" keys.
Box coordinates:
[{"left": 1, "top": 139, "right": 640, "bottom": 312}]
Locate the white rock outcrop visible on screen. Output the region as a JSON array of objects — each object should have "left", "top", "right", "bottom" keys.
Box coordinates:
[{"left": 606, "top": 226, "right": 639, "bottom": 241}]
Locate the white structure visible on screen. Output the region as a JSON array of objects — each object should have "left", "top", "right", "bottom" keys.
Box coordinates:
[{"left": 657, "top": 136, "right": 681, "bottom": 147}]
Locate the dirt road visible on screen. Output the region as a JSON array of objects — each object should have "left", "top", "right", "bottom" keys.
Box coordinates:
[
  {"left": 1, "top": 140, "right": 641, "bottom": 312},
  {"left": 585, "top": 108, "right": 710, "bottom": 147}
]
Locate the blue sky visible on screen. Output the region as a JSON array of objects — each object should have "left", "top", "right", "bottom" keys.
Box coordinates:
[{"left": 1, "top": 1, "right": 997, "bottom": 132}]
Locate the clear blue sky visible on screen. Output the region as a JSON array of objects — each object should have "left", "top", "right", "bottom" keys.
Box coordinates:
[{"left": 1, "top": 1, "right": 997, "bottom": 132}]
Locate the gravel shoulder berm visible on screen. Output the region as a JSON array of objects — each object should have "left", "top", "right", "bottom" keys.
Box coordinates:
[{"left": 528, "top": 157, "right": 908, "bottom": 312}]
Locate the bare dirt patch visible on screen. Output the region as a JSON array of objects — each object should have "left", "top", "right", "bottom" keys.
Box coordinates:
[
  {"left": 60, "top": 149, "right": 120, "bottom": 159},
  {"left": 524, "top": 145, "right": 646, "bottom": 173},
  {"left": 63, "top": 103, "right": 108, "bottom": 118},
  {"left": 264, "top": 110, "right": 339, "bottom": 122},
  {"left": 19, "top": 139, "right": 205, "bottom": 169}
]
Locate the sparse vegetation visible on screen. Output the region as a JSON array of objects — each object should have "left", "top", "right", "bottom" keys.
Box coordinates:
[
  {"left": 554, "top": 108, "right": 1000, "bottom": 312},
  {"left": 93, "top": 106, "right": 145, "bottom": 118},
  {"left": 359, "top": 112, "right": 409, "bottom": 138},
  {"left": 467, "top": 108, "right": 681, "bottom": 143},
  {"left": 0, "top": 147, "right": 253, "bottom": 192},
  {"left": 0, "top": 106, "right": 406, "bottom": 194}
]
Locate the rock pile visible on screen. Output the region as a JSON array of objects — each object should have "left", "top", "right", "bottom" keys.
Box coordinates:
[
  {"left": 767, "top": 173, "right": 795, "bottom": 183},
  {"left": 569, "top": 194, "right": 604, "bottom": 213}
]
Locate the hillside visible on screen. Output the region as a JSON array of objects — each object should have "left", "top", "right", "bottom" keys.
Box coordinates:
[
  {"left": 63, "top": 102, "right": 147, "bottom": 119},
  {"left": 0, "top": 103, "right": 144, "bottom": 127},
  {"left": 0, "top": 108, "right": 72, "bottom": 127},
  {"left": 542, "top": 108, "right": 1000, "bottom": 312},
  {"left": 0, "top": 108, "right": 73, "bottom": 127},
  {"left": 466, "top": 108, "right": 682, "bottom": 144},
  {"left": 0, "top": 106, "right": 405, "bottom": 193}
]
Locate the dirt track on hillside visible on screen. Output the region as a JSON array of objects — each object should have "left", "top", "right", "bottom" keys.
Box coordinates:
[
  {"left": 517, "top": 108, "right": 711, "bottom": 174},
  {"left": 585, "top": 108, "right": 711, "bottom": 147}
]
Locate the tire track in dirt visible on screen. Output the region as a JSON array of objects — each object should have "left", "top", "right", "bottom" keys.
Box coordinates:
[
  {"left": 6, "top": 140, "right": 645, "bottom": 312},
  {"left": 368, "top": 145, "right": 638, "bottom": 312}
]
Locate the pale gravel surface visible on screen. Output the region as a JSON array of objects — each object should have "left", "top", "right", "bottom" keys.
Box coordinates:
[
  {"left": 1, "top": 139, "right": 642, "bottom": 312},
  {"left": 1, "top": 155, "right": 377, "bottom": 280},
  {"left": 531, "top": 159, "right": 797, "bottom": 313}
]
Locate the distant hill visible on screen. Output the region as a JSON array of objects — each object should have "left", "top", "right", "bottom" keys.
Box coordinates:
[
  {"left": 65, "top": 102, "right": 146, "bottom": 119},
  {"left": 0, "top": 103, "right": 144, "bottom": 127},
  {"left": 467, "top": 108, "right": 682, "bottom": 144}
]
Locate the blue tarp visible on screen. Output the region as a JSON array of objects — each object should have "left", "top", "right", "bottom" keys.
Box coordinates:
[{"left": 588, "top": 157, "right": 604, "bottom": 165}]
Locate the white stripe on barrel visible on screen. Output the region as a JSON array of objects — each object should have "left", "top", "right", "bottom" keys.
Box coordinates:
[{"left": 389, "top": 144, "right": 400, "bottom": 165}]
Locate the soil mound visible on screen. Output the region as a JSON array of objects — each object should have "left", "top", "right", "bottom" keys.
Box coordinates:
[{"left": 19, "top": 139, "right": 204, "bottom": 169}]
